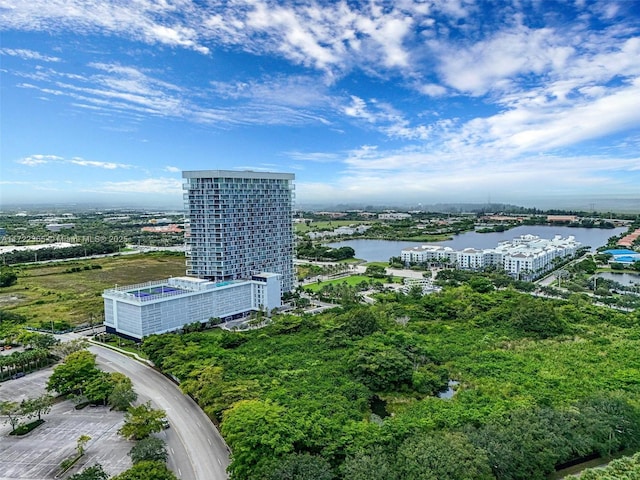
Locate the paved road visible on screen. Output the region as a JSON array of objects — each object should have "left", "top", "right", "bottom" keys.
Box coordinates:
[{"left": 88, "top": 344, "right": 230, "bottom": 480}]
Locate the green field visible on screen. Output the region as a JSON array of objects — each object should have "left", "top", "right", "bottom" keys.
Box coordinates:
[
  {"left": 295, "top": 220, "right": 371, "bottom": 234},
  {"left": 303, "top": 275, "right": 391, "bottom": 292},
  {"left": 0, "top": 253, "right": 186, "bottom": 326}
]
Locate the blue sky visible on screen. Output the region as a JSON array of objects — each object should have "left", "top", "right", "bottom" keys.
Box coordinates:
[{"left": 1, "top": 0, "right": 639, "bottom": 210}]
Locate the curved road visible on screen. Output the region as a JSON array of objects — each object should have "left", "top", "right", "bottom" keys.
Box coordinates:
[{"left": 87, "top": 343, "right": 230, "bottom": 480}]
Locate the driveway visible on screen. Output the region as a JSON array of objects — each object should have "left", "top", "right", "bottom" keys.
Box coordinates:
[
  {"left": 1, "top": 340, "right": 230, "bottom": 480},
  {"left": 88, "top": 343, "right": 230, "bottom": 480}
]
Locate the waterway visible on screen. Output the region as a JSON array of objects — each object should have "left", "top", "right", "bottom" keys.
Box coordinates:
[
  {"left": 594, "top": 271, "right": 640, "bottom": 287},
  {"left": 328, "top": 225, "right": 627, "bottom": 262}
]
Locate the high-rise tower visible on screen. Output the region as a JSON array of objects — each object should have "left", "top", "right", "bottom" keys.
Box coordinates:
[{"left": 182, "top": 170, "right": 295, "bottom": 292}]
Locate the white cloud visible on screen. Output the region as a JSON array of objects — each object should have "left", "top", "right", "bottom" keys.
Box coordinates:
[
  {"left": 0, "top": 0, "right": 473, "bottom": 79},
  {"left": 16, "top": 154, "right": 132, "bottom": 169},
  {"left": 69, "top": 158, "right": 132, "bottom": 169},
  {"left": 17, "top": 154, "right": 63, "bottom": 166},
  {"left": 0, "top": 48, "right": 60, "bottom": 62},
  {"left": 0, "top": 0, "right": 211, "bottom": 54},
  {"left": 418, "top": 83, "right": 447, "bottom": 97},
  {"left": 96, "top": 177, "right": 183, "bottom": 195},
  {"left": 164, "top": 166, "right": 181, "bottom": 173},
  {"left": 297, "top": 148, "right": 640, "bottom": 206},
  {"left": 285, "top": 151, "right": 341, "bottom": 163},
  {"left": 436, "top": 25, "right": 574, "bottom": 95},
  {"left": 343, "top": 96, "right": 433, "bottom": 140}
]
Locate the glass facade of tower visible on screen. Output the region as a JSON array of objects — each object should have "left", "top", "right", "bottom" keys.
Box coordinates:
[{"left": 183, "top": 170, "right": 295, "bottom": 292}]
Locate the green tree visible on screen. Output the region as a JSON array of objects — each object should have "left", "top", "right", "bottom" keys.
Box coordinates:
[
  {"left": 342, "top": 446, "right": 398, "bottom": 480},
  {"left": 77, "top": 434, "right": 91, "bottom": 456},
  {"left": 118, "top": 402, "right": 166, "bottom": 440},
  {"left": 466, "top": 407, "right": 588, "bottom": 480},
  {"left": 112, "top": 460, "right": 178, "bottom": 480},
  {"left": 339, "top": 307, "right": 379, "bottom": 338},
  {"left": 350, "top": 340, "right": 413, "bottom": 391},
  {"left": 365, "top": 265, "right": 387, "bottom": 278},
  {"left": 396, "top": 431, "right": 494, "bottom": 480},
  {"left": 510, "top": 296, "right": 567, "bottom": 337},
  {"left": 67, "top": 464, "right": 109, "bottom": 480},
  {"left": 129, "top": 436, "right": 168, "bottom": 464},
  {"left": 85, "top": 371, "right": 135, "bottom": 407},
  {"left": 0, "top": 267, "right": 17, "bottom": 287},
  {"left": 21, "top": 393, "right": 53, "bottom": 421},
  {"left": 47, "top": 350, "right": 100, "bottom": 395},
  {"left": 221, "top": 399, "right": 304, "bottom": 480},
  {"left": 265, "top": 452, "right": 333, "bottom": 480},
  {"left": 85, "top": 372, "right": 114, "bottom": 405},
  {"left": 17, "top": 331, "right": 58, "bottom": 350},
  {"left": 52, "top": 339, "right": 88, "bottom": 359},
  {"left": 469, "top": 277, "right": 495, "bottom": 293},
  {"left": 579, "top": 452, "right": 640, "bottom": 479},
  {"left": 0, "top": 401, "right": 23, "bottom": 433},
  {"left": 575, "top": 258, "right": 597, "bottom": 274},
  {"left": 575, "top": 393, "right": 640, "bottom": 456},
  {"left": 108, "top": 375, "right": 138, "bottom": 411}
]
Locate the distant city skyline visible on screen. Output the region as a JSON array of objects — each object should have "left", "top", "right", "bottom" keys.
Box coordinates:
[{"left": 1, "top": 1, "right": 640, "bottom": 210}]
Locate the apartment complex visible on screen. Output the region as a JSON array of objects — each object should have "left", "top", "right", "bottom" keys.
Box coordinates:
[
  {"left": 103, "top": 169, "right": 295, "bottom": 338},
  {"left": 401, "top": 234, "right": 581, "bottom": 279},
  {"left": 183, "top": 170, "right": 295, "bottom": 292}
]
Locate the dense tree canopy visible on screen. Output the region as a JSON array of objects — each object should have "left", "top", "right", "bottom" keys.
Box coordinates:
[
  {"left": 141, "top": 284, "right": 640, "bottom": 480},
  {"left": 67, "top": 464, "right": 109, "bottom": 480},
  {"left": 112, "top": 461, "right": 177, "bottom": 480},
  {"left": 221, "top": 399, "right": 304, "bottom": 480},
  {"left": 265, "top": 453, "right": 333, "bottom": 480},
  {"left": 396, "top": 431, "right": 494, "bottom": 480},
  {"left": 579, "top": 452, "right": 640, "bottom": 479}
]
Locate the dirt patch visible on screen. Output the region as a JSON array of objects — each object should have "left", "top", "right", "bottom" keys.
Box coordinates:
[{"left": 0, "top": 294, "right": 22, "bottom": 305}]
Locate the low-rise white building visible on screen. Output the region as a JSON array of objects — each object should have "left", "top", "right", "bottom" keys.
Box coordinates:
[
  {"left": 103, "top": 273, "right": 281, "bottom": 340},
  {"left": 45, "top": 223, "right": 75, "bottom": 232},
  {"left": 379, "top": 213, "right": 411, "bottom": 220},
  {"left": 401, "top": 235, "right": 581, "bottom": 279},
  {"left": 401, "top": 277, "right": 442, "bottom": 295},
  {"left": 306, "top": 224, "right": 371, "bottom": 240}
]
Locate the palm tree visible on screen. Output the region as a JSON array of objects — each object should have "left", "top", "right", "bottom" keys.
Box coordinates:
[{"left": 0, "top": 356, "right": 9, "bottom": 380}]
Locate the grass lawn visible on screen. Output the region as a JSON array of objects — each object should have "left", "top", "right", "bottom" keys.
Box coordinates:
[
  {"left": 303, "top": 275, "right": 374, "bottom": 292},
  {"left": 392, "top": 234, "right": 452, "bottom": 242},
  {"left": 1, "top": 253, "right": 186, "bottom": 327},
  {"left": 364, "top": 261, "right": 389, "bottom": 268},
  {"left": 295, "top": 220, "right": 371, "bottom": 234}
]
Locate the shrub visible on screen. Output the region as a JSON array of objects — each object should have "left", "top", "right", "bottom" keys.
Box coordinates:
[{"left": 10, "top": 419, "right": 45, "bottom": 436}]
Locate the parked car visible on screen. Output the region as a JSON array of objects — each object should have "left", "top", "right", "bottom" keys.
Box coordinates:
[
  {"left": 160, "top": 418, "right": 170, "bottom": 429},
  {"left": 11, "top": 372, "right": 25, "bottom": 380}
]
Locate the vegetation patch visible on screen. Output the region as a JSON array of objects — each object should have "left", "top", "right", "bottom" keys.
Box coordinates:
[
  {"left": 9, "top": 418, "right": 44, "bottom": 436},
  {"left": 303, "top": 275, "right": 374, "bottom": 292},
  {"left": 142, "top": 286, "right": 640, "bottom": 479},
  {"left": 1, "top": 253, "right": 186, "bottom": 327}
]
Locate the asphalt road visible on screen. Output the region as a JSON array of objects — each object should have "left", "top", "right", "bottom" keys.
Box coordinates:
[{"left": 88, "top": 344, "right": 230, "bottom": 480}]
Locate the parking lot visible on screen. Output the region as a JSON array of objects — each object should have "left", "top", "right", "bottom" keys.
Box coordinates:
[{"left": 0, "top": 367, "right": 133, "bottom": 479}]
